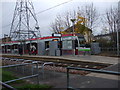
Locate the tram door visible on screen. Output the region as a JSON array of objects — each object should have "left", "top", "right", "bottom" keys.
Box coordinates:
[
  {"left": 49, "top": 41, "right": 60, "bottom": 56},
  {"left": 74, "top": 39, "right": 78, "bottom": 55},
  {"left": 38, "top": 41, "right": 45, "bottom": 55}
]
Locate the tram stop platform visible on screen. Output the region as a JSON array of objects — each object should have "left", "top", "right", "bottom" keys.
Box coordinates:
[{"left": 2, "top": 54, "right": 119, "bottom": 64}]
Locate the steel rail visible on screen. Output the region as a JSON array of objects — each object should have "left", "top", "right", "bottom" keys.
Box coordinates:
[{"left": 0, "top": 63, "right": 34, "bottom": 68}]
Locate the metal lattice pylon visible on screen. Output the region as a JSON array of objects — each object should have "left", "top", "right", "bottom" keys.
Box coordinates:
[{"left": 9, "top": 0, "right": 41, "bottom": 41}]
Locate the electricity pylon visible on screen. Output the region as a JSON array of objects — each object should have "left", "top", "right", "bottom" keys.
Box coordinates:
[{"left": 9, "top": 0, "right": 41, "bottom": 41}]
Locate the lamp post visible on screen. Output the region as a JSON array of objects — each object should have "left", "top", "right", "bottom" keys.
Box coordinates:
[
  {"left": 70, "top": 19, "right": 76, "bottom": 36},
  {"left": 71, "top": 19, "right": 76, "bottom": 56}
]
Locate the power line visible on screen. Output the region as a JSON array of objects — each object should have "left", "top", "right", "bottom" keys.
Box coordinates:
[
  {"left": 2, "top": 13, "right": 108, "bottom": 29},
  {"left": 36, "top": 0, "right": 73, "bottom": 15},
  {"left": 2, "top": 0, "right": 73, "bottom": 29}
]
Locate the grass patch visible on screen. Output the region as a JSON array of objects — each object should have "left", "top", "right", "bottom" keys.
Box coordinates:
[
  {"left": 2, "top": 69, "right": 23, "bottom": 84},
  {"left": 2, "top": 69, "right": 52, "bottom": 89},
  {"left": 2, "top": 70, "right": 17, "bottom": 82}
]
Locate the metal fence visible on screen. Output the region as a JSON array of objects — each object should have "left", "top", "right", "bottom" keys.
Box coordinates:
[
  {"left": 1, "top": 61, "right": 39, "bottom": 83},
  {"left": 1, "top": 57, "right": 55, "bottom": 89},
  {"left": 67, "top": 67, "right": 120, "bottom": 89},
  {"left": 101, "top": 47, "right": 120, "bottom": 55},
  {"left": 0, "top": 81, "right": 16, "bottom": 90}
]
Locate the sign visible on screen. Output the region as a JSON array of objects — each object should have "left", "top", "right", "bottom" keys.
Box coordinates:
[
  {"left": 62, "top": 36, "right": 77, "bottom": 41},
  {"left": 76, "top": 47, "right": 91, "bottom": 51},
  {"left": 52, "top": 33, "right": 61, "bottom": 37}
]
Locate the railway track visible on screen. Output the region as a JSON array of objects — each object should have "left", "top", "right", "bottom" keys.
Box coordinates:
[{"left": 1, "top": 55, "right": 112, "bottom": 75}]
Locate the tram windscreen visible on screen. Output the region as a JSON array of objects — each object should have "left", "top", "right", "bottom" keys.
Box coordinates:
[
  {"left": 62, "top": 40, "right": 72, "bottom": 49},
  {"left": 45, "top": 41, "right": 49, "bottom": 49}
]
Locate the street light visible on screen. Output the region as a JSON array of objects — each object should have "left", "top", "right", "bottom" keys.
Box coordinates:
[{"left": 70, "top": 19, "right": 76, "bottom": 36}]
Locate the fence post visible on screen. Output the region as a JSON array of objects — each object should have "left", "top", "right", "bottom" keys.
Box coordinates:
[
  {"left": 0, "top": 81, "right": 17, "bottom": 90},
  {"left": 67, "top": 68, "right": 69, "bottom": 89},
  {"left": 36, "top": 62, "right": 39, "bottom": 84},
  {"left": 22, "top": 65, "right": 25, "bottom": 74},
  {"left": 32, "top": 64, "right": 34, "bottom": 75}
]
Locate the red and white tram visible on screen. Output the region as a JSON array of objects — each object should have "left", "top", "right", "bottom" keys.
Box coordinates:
[{"left": 1, "top": 34, "right": 87, "bottom": 56}]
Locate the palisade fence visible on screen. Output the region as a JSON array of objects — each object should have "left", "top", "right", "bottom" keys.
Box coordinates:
[{"left": 100, "top": 47, "right": 120, "bottom": 55}]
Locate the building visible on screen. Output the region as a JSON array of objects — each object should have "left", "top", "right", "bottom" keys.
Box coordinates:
[
  {"left": 1, "top": 37, "right": 11, "bottom": 43},
  {"left": 61, "top": 24, "right": 93, "bottom": 43},
  {"left": 95, "top": 32, "right": 120, "bottom": 44},
  {"left": 95, "top": 34, "right": 111, "bottom": 41}
]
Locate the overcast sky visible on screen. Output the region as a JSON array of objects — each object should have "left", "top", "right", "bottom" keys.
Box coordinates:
[{"left": 0, "top": 0, "right": 119, "bottom": 38}]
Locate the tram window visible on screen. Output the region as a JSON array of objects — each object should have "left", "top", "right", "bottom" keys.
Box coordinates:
[
  {"left": 27, "top": 44, "right": 30, "bottom": 49},
  {"left": 80, "top": 44, "right": 85, "bottom": 47},
  {"left": 7, "top": 45, "right": 11, "bottom": 49},
  {"left": 62, "top": 40, "right": 72, "bottom": 49},
  {"left": 15, "top": 44, "right": 18, "bottom": 49},
  {"left": 11, "top": 45, "right": 14, "bottom": 49},
  {"left": 45, "top": 41, "right": 49, "bottom": 49},
  {"left": 32, "top": 43, "right": 37, "bottom": 49},
  {"left": 58, "top": 41, "right": 62, "bottom": 48},
  {"left": 75, "top": 39, "right": 78, "bottom": 47},
  {"left": 79, "top": 41, "right": 85, "bottom": 47}
]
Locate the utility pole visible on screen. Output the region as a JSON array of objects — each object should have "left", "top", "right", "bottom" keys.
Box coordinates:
[
  {"left": 117, "top": 27, "right": 119, "bottom": 56},
  {"left": 9, "top": 0, "right": 40, "bottom": 55},
  {"left": 117, "top": 1, "right": 120, "bottom": 56}
]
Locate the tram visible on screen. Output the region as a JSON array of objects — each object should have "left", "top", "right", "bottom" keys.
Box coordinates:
[{"left": 1, "top": 33, "right": 88, "bottom": 56}]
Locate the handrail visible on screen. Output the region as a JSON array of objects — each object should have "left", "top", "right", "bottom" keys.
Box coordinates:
[
  {"left": 0, "top": 63, "right": 33, "bottom": 68},
  {"left": 1, "top": 61, "right": 39, "bottom": 89},
  {"left": 0, "top": 81, "right": 16, "bottom": 90},
  {"left": 42, "top": 62, "right": 55, "bottom": 78},
  {"left": 67, "top": 67, "right": 120, "bottom": 89},
  {"left": 67, "top": 67, "right": 120, "bottom": 75},
  {"left": 4, "top": 74, "right": 38, "bottom": 84}
]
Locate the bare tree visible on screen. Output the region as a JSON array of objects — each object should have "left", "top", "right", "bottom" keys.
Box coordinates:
[
  {"left": 50, "top": 3, "right": 98, "bottom": 34},
  {"left": 50, "top": 14, "right": 64, "bottom": 33},
  {"left": 50, "top": 10, "right": 77, "bottom": 34},
  {"left": 106, "top": 7, "right": 118, "bottom": 33},
  {"left": 103, "top": 5, "right": 119, "bottom": 45},
  {"left": 63, "top": 11, "right": 72, "bottom": 29},
  {"left": 50, "top": 22, "right": 59, "bottom": 33},
  {"left": 78, "top": 3, "right": 99, "bottom": 33},
  {"left": 50, "top": 15, "right": 63, "bottom": 33}
]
